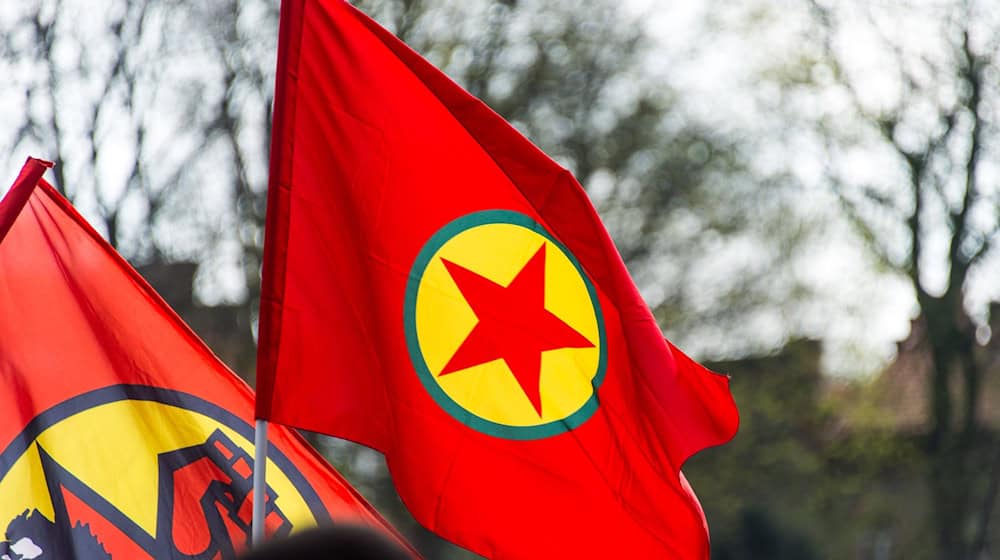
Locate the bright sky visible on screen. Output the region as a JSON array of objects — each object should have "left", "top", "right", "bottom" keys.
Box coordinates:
[{"left": 619, "top": 0, "right": 927, "bottom": 375}]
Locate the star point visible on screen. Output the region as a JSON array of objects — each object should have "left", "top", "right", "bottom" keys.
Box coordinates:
[{"left": 437, "top": 243, "right": 593, "bottom": 416}]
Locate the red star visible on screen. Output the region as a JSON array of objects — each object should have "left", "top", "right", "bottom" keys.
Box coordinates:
[{"left": 438, "top": 243, "right": 594, "bottom": 416}]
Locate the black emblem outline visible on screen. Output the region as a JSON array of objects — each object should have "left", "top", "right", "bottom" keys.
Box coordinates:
[{"left": 0, "top": 384, "right": 332, "bottom": 558}]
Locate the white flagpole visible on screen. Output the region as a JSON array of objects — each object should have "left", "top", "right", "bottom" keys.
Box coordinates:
[{"left": 251, "top": 419, "right": 269, "bottom": 546}]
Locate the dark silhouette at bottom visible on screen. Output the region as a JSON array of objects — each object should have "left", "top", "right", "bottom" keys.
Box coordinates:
[{"left": 238, "top": 525, "right": 412, "bottom": 560}]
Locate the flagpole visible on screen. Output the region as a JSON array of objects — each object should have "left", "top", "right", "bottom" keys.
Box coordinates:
[{"left": 252, "top": 419, "right": 269, "bottom": 546}]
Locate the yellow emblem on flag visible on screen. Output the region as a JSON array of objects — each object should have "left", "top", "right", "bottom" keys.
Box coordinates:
[
  {"left": 0, "top": 387, "right": 330, "bottom": 558},
  {"left": 405, "top": 210, "right": 607, "bottom": 440}
]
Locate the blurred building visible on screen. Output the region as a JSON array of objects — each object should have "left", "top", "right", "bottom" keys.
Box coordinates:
[{"left": 877, "top": 303, "right": 1000, "bottom": 432}]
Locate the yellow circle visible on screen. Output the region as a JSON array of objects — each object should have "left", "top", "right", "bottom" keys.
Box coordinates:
[{"left": 413, "top": 221, "right": 602, "bottom": 428}]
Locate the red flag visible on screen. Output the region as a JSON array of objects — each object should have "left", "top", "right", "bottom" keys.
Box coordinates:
[
  {"left": 0, "top": 158, "right": 412, "bottom": 559},
  {"left": 255, "top": 1, "right": 739, "bottom": 557}
]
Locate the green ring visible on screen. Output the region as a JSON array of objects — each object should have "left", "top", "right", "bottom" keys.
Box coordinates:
[{"left": 403, "top": 209, "right": 607, "bottom": 440}]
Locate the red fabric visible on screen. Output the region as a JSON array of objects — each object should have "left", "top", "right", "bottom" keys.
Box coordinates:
[
  {"left": 0, "top": 158, "right": 412, "bottom": 556},
  {"left": 255, "top": 2, "right": 739, "bottom": 558}
]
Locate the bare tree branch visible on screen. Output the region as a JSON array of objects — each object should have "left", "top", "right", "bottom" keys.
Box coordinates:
[
  {"left": 947, "top": 30, "right": 985, "bottom": 290},
  {"left": 33, "top": 2, "right": 68, "bottom": 197}
]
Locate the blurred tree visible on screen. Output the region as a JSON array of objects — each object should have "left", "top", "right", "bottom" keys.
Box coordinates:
[
  {"left": 750, "top": 0, "right": 1000, "bottom": 557},
  {"left": 689, "top": 339, "right": 925, "bottom": 558},
  {"left": 2, "top": 0, "right": 278, "bottom": 373},
  {"left": 713, "top": 507, "right": 818, "bottom": 560},
  {"left": 4, "top": 0, "right": 156, "bottom": 249},
  {"left": 1, "top": 0, "right": 234, "bottom": 261},
  {"left": 691, "top": 340, "right": 829, "bottom": 559}
]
